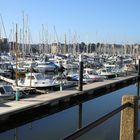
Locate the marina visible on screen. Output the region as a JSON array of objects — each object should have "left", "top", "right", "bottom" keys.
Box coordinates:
[
  {"left": 0, "top": 1, "right": 140, "bottom": 139},
  {"left": 0, "top": 83, "right": 139, "bottom": 140},
  {"left": 0, "top": 75, "right": 138, "bottom": 131}
]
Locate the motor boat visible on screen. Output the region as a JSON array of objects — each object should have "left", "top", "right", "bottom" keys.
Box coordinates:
[
  {"left": 0, "top": 85, "right": 15, "bottom": 100},
  {"left": 18, "top": 73, "right": 59, "bottom": 89}
]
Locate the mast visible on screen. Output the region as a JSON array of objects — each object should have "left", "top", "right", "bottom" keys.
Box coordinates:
[
  {"left": 25, "top": 14, "right": 29, "bottom": 55},
  {"left": 38, "top": 31, "right": 41, "bottom": 54},
  {"left": 28, "top": 29, "right": 31, "bottom": 55},
  {"left": 19, "top": 28, "right": 22, "bottom": 56},
  {"left": 64, "top": 33, "right": 67, "bottom": 54},
  {"left": 54, "top": 26, "right": 59, "bottom": 54},
  {"left": 73, "top": 32, "right": 77, "bottom": 55},
  {"left": 15, "top": 24, "right": 18, "bottom": 86},
  {"left": 0, "top": 14, "right": 7, "bottom": 38},
  {"left": 68, "top": 29, "right": 71, "bottom": 54},
  {"left": 42, "top": 24, "right": 44, "bottom": 54},
  {"left": 12, "top": 23, "right": 15, "bottom": 56},
  {"left": 45, "top": 25, "right": 49, "bottom": 53},
  {"left": 0, "top": 23, "right": 1, "bottom": 40},
  {"left": 22, "top": 11, "right": 25, "bottom": 56}
]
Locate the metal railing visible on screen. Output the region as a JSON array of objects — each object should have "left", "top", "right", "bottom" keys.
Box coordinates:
[
  {"left": 62, "top": 102, "right": 131, "bottom": 140},
  {"left": 62, "top": 95, "right": 140, "bottom": 140}
]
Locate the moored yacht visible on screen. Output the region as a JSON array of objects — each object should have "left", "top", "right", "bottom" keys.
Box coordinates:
[
  {"left": 97, "top": 68, "right": 116, "bottom": 79},
  {"left": 18, "top": 73, "right": 59, "bottom": 89}
]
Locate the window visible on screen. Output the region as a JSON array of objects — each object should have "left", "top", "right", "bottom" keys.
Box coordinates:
[
  {"left": 27, "top": 76, "right": 35, "bottom": 80},
  {"left": 4, "top": 86, "right": 13, "bottom": 92},
  {"left": 36, "top": 74, "right": 45, "bottom": 80},
  {"left": 0, "top": 87, "right": 5, "bottom": 94}
]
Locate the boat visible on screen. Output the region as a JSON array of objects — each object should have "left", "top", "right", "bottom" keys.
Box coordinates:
[
  {"left": 66, "top": 71, "right": 94, "bottom": 84},
  {"left": 0, "top": 85, "right": 15, "bottom": 100},
  {"left": 83, "top": 68, "right": 104, "bottom": 82},
  {"left": 122, "top": 64, "right": 136, "bottom": 73},
  {"left": 97, "top": 68, "right": 116, "bottom": 79},
  {"left": 18, "top": 73, "right": 59, "bottom": 89},
  {"left": 36, "top": 61, "right": 59, "bottom": 73}
]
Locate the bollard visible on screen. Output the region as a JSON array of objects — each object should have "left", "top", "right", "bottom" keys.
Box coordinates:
[
  {"left": 59, "top": 73, "right": 63, "bottom": 91},
  {"left": 78, "top": 54, "right": 83, "bottom": 91},
  {"left": 15, "top": 88, "right": 19, "bottom": 101},
  {"left": 60, "top": 82, "right": 63, "bottom": 91},
  {"left": 120, "top": 95, "right": 138, "bottom": 140}
]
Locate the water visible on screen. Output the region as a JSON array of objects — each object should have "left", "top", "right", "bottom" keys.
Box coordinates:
[{"left": 0, "top": 84, "right": 139, "bottom": 140}]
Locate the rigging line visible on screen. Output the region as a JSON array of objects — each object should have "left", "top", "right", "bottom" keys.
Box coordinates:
[{"left": 0, "top": 14, "right": 7, "bottom": 38}]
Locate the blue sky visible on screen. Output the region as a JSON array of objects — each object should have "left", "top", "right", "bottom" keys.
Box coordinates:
[{"left": 0, "top": 0, "right": 140, "bottom": 44}]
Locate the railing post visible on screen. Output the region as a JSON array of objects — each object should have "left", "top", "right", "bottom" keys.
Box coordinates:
[{"left": 120, "top": 95, "right": 138, "bottom": 140}]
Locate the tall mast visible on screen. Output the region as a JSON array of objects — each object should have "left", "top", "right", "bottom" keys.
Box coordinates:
[
  {"left": 28, "top": 29, "right": 31, "bottom": 55},
  {"left": 64, "top": 33, "right": 67, "bottom": 54},
  {"left": 0, "top": 14, "right": 7, "bottom": 38},
  {"left": 68, "top": 29, "right": 71, "bottom": 54},
  {"left": 38, "top": 31, "right": 41, "bottom": 54},
  {"left": 45, "top": 25, "right": 49, "bottom": 53},
  {"left": 15, "top": 24, "right": 18, "bottom": 86},
  {"left": 12, "top": 23, "right": 15, "bottom": 56},
  {"left": 54, "top": 26, "right": 59, "bottom": 54},
  {"left": 73, "top": 32, "right": 77, "bottom": 55},
  {"left": 22, "top": 11, "right": 25, "bottom": 56},
  {"left": 42, "top": 24, "right": 44, "bottom": 53},
  {"left": 77, "top": 35, "right": 80, "bottom": 54},
  {"left": 19, "top": 28, "right": 22, "bottom": 54},
  {"left": 0, "top": 23, "right": 1, "bottom": 40},
  {"left": 25, "top": 14, "right": 29, "bottom": 55}
]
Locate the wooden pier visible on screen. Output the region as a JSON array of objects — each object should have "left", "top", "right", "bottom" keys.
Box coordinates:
[{"left": 0, "top": 75, "right": 138, "bottom": 121}]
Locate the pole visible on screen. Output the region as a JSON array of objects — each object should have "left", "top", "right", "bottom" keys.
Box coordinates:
[
  {"left": 120, "top": 95, "right": 138, "bottom": 140},
  {"left": 120, "top": 56, "right": 123, "bottom": 68},
  {"left": 30, "top": 65, "right": 32, "bottom": 89},
  {"left": 15, "top": 88, "right": 19, "bottom": 101},
  {"left": 15, "top": 24, "right": 18, "bottom": 86},
  {"left": 60, "top": 73, "right": 63, "bottom": 91},
  {"left": 78, "top": 54, "right": 83, "bottom": 91}
]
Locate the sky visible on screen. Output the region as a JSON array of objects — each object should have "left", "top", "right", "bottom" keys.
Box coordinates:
[{"left": 0, "top": 0, "right": 140, "bottom": 44}]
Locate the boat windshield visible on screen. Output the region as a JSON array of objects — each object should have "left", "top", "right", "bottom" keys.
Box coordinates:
[
  {"left": 87, "top": 70, "right": 98, "bottom": 75},
  {"left": 35, "top": 74, "right": 45, "bottom": 80},
  {"left": 3, "top": 86, "right": 13, "bottom": 92}
]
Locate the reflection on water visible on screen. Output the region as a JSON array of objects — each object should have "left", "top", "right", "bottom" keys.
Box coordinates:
[
  {"left": 14, "top": 128, "right": 18, "bottom": 140},
  {"left": 0, "top": 85, "right": 139, "bottom": 140},
  {"left": 78, "top": 103, "right": 82, "bottom": 130}
]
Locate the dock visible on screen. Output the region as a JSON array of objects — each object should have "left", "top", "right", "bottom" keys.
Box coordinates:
[{"left": 0, "top": 75, "right": 138, "bottom": 121}]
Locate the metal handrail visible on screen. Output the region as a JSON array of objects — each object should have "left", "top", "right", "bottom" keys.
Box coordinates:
[{"left": 62, "top": 102, "right": 132, "bottom": 140}]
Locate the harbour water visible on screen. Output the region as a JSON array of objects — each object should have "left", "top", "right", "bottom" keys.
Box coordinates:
[{"left": 0, "top": 84, "right": 139, "bottom": 140}]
